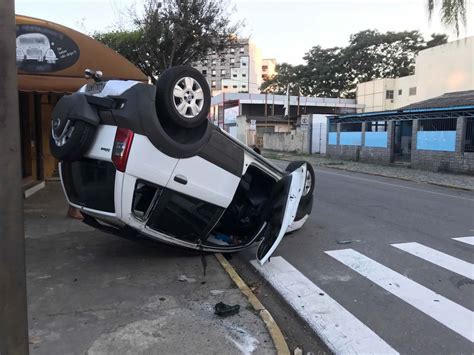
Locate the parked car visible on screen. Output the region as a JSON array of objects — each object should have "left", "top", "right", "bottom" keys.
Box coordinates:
[
  {"left": 16, "top": 33, "right": 58, "bottom": 63},
  {"left": 50, "top": 66, "right": 314, "bottom": 265}
]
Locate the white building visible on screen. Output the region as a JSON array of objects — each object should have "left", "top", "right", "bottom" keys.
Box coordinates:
[
  {"left": 192, "top": 38, "right": 263, "bottom": 95},
  {"left": 357, "top": 36, "right": 474, "bottom": 112},
  {"left": 261, "top": 58, "right": 277, "bottom": 81}
]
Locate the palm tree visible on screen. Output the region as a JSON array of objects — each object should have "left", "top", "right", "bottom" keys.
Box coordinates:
[{"left": 428, "top": 0, "right": 467, "bottom": 36}]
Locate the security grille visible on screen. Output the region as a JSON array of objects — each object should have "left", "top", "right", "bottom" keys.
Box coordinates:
[{"left": 465, "top": 118, "right": 474, "bottom": 152}]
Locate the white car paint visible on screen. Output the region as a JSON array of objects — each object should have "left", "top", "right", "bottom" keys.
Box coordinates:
[
  {"left": 126, "top": 134, "right": 179, "bottom": 188},
  {"left": 166, "top": 155, "right": 241, "bottom": 208},
  {"left": 257, "top": 164, "right": 306, "bottom": 265}
]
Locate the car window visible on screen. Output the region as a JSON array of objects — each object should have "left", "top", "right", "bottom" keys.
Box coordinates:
[{"left": 147, "top": 189, "right": 223, "bottom": 243}]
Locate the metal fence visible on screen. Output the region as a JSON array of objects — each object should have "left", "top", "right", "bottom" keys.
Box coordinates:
[
  {"left": 465, "top": 118, "right": 474, "bottom": 152},
  {"left": 417, "top": 117, "right": 457, "bottom": 131},
  {"left": 340, "top": 122, "right": 362, "bottom": 132}
]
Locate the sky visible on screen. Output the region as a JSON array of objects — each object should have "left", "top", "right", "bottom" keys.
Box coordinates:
[{"left": 15, "top": 0, "right": 474, "bottom": 64}]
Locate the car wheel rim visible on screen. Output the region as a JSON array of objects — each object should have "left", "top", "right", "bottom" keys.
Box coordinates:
[
  {"left": 303, "top": 170, "right": 312, "bottom": 196},
  {"left": 173, "top": 77, "right": 204, "bottom": 119},
  {"left": 52, "top": 119, "right": 75, "bottom": 147}
]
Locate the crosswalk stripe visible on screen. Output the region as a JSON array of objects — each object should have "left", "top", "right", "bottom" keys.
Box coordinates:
[
  {"left": 392, "top": 242, "right": 474, "bottom": 280},
  {"left": 453, "top": 236, "right": 474, "bottom": 246},
  {"left": 251, "top": 257, "right": 399, "bottom": 355},
  {"left": 325, "top": 249, "right": 474, "bottom": 342}
]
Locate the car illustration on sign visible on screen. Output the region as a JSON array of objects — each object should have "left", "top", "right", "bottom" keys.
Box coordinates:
[
  {"left": 16, "top": 33, "right": 58, "bottom": 64},
  {"left": 50, "top": 67, "right": 315, "bottom": 265}
]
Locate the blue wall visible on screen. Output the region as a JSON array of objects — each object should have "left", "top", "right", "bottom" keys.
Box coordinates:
[
  {"left": 340, "top": 132, "right": 362, "bottom": 146},
  {"left": 328, "top": 132, "right": 337, "bottom": 145},
  {"left": 416, "top": 131, "right": 456, "bottom": 152},
  {"left": 365, "top": 132, "right": 388, "bottom": 148}
]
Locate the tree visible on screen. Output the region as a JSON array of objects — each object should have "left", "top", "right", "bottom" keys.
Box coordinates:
[
  {"left": 261, "top": 30, "right": 448, "bottom": 98},
  {"left": 428, "top": 0, "right": 467, "bottom": 36},
  {"left": 94, "top": 30, "right": 149, "bottom": 77},
  {"left": 425, "top": 33, "right": 449, "bottom": 48},
  {"left": 95, "top": 0, "right": 241, "bottom": 82}
]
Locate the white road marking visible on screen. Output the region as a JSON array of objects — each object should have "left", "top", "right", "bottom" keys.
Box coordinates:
[
  {"left": 453, "top": 236, "right": 474, "bottom": 246},
  {"left": 392, "top": 242, "right": 474, "bottom": 280},
  {"left": 315, "top": 168, "right": 474, "bottom": 202},
  {"left": 325, "top": 249, "right": 474, "bottom": 342},
  {"left": 251, "top": 257, "right": 398, "bottom": 355}
]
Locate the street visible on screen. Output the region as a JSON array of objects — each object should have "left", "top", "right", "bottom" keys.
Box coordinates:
[{"left": 232, "top": 161, "right": 474, "bottom": 354}]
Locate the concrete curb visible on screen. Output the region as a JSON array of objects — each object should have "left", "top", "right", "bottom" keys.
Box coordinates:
[
  {"left": 267, "top": 155, "right": 474, "bottom": 192},
  {"left": 215, "top": 253, "right": 290, "bottom": 355}
]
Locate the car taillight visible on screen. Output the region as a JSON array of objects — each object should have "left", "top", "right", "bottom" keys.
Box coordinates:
[{"left": 112, "top": 128, "right": 134, "bottom": 172}]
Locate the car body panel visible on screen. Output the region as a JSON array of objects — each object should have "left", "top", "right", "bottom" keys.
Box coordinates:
[
  {"left": 83, "top": 124, "right": 116, "bottom": 162},
  {"left": 257, "top": 163, "right": 307, "bottom": 265},
  {"left": 167, "top": 155, "right": 241, "bottom": 208},
  {"left": 126, "top": 133, "right": 179, "bottom": 188}
]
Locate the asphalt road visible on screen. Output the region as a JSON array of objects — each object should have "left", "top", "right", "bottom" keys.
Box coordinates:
[{"left": 231, "top": 161, "right": 474, "bottom": 354}]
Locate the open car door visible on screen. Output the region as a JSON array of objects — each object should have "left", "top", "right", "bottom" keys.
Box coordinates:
[{"left": 256, "top": 163, "right": 307, "bottom": 265}]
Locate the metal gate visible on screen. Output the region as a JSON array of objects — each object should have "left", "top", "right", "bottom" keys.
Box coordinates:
[{"left": 311, "top": 115, "right": 328, "bottom": 154}]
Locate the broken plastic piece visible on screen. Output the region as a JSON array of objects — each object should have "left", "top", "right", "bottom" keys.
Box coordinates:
[{"left": 214, "top": 302, "right": 240, "bottom": 317}]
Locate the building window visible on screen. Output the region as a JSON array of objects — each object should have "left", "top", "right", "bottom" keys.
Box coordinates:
[
  {"left": 221, "top": 69, "right": 226, "bottom": 75},
  {"left": 211, "top": 81, "right": 217, "bottom": 88},
  {"left": 398, "top": 89, "right": 402, "bottom": 95},
  {"left": 232, "top": 74, "right": 237, "bottom": 78},
  {"left": 240, "top": 46, "right": 245, "bottom": 53},
  {"left": 230, "top": 48, "right": 235, "bottom": 54},
  {"left": 242, "top": 73, "right": 246, "bottom": 77},
  {"left": 386, "top": 90, "right": 394, "bottom": 100},
  {"left": 241, "top": 61, "right": 247, "bottom": 66},
  {"left": 211, "top": 70, "right": 216, "bottom": 77},
  {"left": 262, "top": 65, "right": 268, "bottom": 70},
  {"left": 242, "top": 85, "right": 246, "bottom": 88},
  {"left": 223, "top": 85, "right": 228, "bottom": 89},
  {"left": 211, "top": 60, "right": 217, "bottom": 66},
  {"left": 409, "top": 87, "right": 417, "bottom": 96},
  {"left": 232, "top": 85, "right": 238, "bottom": 88},
  {"left": 230, "top": 58, "right": 235, "bottom": 64},
  {"left": 202, "top": 70, "right": 207, "bottom": 75},
  {"left": 220, "top": 57, "right": 226, "bottom": 63}
]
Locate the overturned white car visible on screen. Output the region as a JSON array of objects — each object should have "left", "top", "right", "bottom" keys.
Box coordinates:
[{"left": 50, "top": 66, "right": 314, "bottom": 265}]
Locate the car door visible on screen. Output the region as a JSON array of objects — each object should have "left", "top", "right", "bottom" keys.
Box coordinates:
[
  {"left": 166, "top": 155, "right": 241, "bottom": 209},
  {"left": 256, "top": 164, "right": 307, "bottom": 265}
]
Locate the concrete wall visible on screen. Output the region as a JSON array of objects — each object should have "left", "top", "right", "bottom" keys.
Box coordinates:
[
  {"left": 357, "top": 37, "right": 474, "bottom": 112},
  {"left": 326, "top": 117, "right": 474, "bottom": 174},
  {"left": 263, "top": 127, "right": 311, "bottom": 153},
  {"left": 411, "top": 118, "right": 474, "bottom": 174},
  {"left": 326, "top": 122, "right": 392, "bottom": 164}
]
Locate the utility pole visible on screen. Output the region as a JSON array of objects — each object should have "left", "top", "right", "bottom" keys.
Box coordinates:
[{"left": 0, "top": 2, "right": 30, "bottom": 355}]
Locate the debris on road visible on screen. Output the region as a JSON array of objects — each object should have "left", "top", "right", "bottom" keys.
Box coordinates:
[
  {"left": 336, "top": 239, "right": 360, "bottom": 245},
  {"left": 178, "top": 274, "right": 196, "bottom": 283},
  {"left": 214, "top": 302, "right": 240, "bottom": 317}
]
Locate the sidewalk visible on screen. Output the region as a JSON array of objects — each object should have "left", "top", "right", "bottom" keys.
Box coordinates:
[
  {"left": 25, "top": 182, "right": 275, "bottom": 355},
  {"left": 264, "top": 151, "right": 474, "bottom": 191}
]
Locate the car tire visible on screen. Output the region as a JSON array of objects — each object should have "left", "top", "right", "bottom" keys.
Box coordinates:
[
  {"left": 156, "top": 66, "right": 211, "bottom": 129},
  {"left": 286, "top": 161, "right": 315, "bottom": 221},
  {"left": 50, "top": 120, "right": 96, "bottom": 161}
]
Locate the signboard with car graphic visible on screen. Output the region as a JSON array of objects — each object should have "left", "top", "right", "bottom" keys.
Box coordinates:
[{"left": 16, "top": 24, "right": 80, "bottom": 73}]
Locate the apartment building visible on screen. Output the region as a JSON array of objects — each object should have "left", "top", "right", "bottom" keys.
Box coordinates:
[
  {"left": 192, "top": 38, "right": 262, "bottom": 95},
  {"left": 262, "top": 58, "right": 277, "bottom": 81},
  {"left": 357, "top": 36, "right": 474, "bottom": 112}
]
